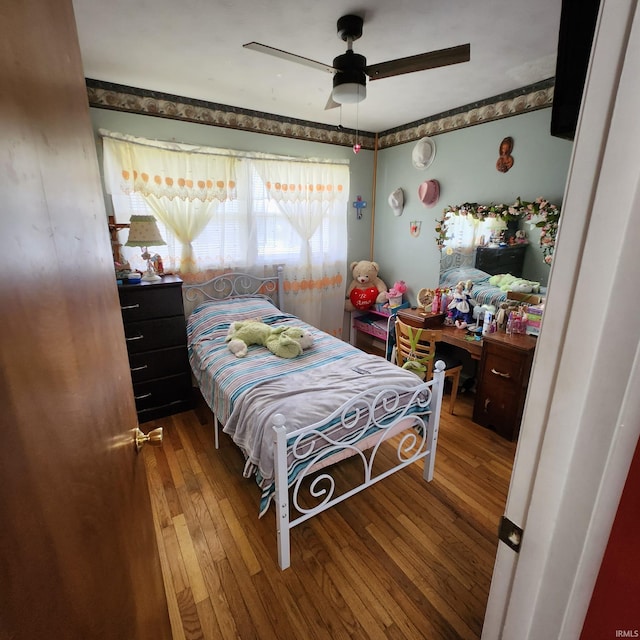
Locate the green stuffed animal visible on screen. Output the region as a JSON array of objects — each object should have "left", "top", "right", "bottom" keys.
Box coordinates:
[
  {"left": 488, "top": 273, "right": 540, "bottom": 293},
  {"left": 225, "top": 320, "right": 314, "bottom": 358},
  {"left": 401, "top": 360, "right": 428, "bottom": 380}
]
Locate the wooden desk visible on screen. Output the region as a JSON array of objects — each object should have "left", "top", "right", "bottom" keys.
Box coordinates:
[
  {"left": 397, "top": 306, "right": 537, "bottom": 440},
  {"left": 396, "top": 308, "right": 482, "bottom": 359},
  {"left": 440, "top": 325, "right": 483, "bottom": 360}
]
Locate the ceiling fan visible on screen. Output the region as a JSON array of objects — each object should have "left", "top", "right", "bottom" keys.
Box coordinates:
[{"left": 244, "top": 14, "right": 470, "bottom": 110}]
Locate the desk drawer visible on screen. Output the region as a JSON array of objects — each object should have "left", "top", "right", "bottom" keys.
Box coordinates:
[
  {"left": 483, "top": 346, "right": 528, "bottom": 388},
  {"left": 124, "top": 316, "right": 186, "bottom": 354},
  {"left": 473, "top": 337, "right": 535, "bottom": 440}
]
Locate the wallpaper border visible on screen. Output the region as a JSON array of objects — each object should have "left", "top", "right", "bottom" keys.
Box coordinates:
[{"left": 86, "top": 78, "right": 554, "bottom": 151}]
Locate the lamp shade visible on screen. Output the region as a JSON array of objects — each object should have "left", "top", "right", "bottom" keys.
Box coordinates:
[
  {"left": 125, "top": 215, "right": 166, "bottom": 247},
  {"left": 485, "top": 216, "right": 508, "bottom": 231},
  {"left": 332, "top": 82, "right": 366, "bottom": 104}
]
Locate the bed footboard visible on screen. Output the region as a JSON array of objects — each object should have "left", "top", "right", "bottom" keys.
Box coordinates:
[{"left": 272, "top": 363, "right": 446, "bottom": 570}]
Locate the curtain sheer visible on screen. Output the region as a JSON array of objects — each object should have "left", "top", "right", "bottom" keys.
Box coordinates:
[
  {"left": 102, "top": 134, "right": 237, "bottom": 273},
  {"left": 251, "top": 159, "right": 348, "bottom": 334},
  {"left": 439, "top": 212, "right": 504, "bottom": 270},
  {"left": 102, "top": 131, "right": 349, "bottom": 334}
]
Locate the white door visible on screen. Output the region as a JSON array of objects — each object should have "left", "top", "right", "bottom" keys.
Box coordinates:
[
  {"left": 0, "top": 1, "right": 172, "bottom": 637},
  {"left": 483, "top": 0, "right": 640, "bottom": 637}
]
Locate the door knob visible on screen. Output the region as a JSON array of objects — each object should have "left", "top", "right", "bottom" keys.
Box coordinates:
[{"left": 135, "top": 426, "right": 163, "bottom": 452}]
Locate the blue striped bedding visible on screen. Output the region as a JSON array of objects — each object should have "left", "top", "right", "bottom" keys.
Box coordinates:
[
  {"left": 439, "top": 266, "right": 508, "bottom": 308},
  {"left": 187, "top": 296, "right": 433, "bottom": 516},
  {"left": 187, "top": 297, "right": 358, "bottom": 425}
]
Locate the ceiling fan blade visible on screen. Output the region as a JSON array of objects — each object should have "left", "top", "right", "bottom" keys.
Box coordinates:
[
  {"left": 366, "top": 43, "right": 470, "bottom": 81},
  {"left": 243, "top": 42, "right": 335, "bottom": 74}
]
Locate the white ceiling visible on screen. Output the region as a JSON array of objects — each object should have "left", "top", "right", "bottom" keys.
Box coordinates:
[{"left": 72, "top": 0, "right": 562, "bottom": 134}]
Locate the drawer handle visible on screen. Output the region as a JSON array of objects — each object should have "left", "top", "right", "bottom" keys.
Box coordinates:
[
  {"left": 135, "top": 392, "right": 152, "bottom": 400},
  {"left": 126, "top": 335, "right": 144, "bottom": 342},
  {"left": 491, "top": 368, "right": 511, "bottom": 379},
  {"left": 121, "top": 303, "right": 140, "bottom": 310},
  {"left": 130, "top": 364, "right": 148, "bottom": 372}
]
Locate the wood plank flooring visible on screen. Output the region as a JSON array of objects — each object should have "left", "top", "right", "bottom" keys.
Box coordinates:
[{"left": 142, "top": 392, "right": 516, "bottom": 640}]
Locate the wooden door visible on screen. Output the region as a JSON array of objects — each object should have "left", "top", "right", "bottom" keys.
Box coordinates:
[{"left": 0, "top": 1, "right": 171, "bottom": 638}]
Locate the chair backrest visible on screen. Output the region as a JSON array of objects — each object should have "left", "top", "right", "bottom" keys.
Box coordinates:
[{"left": 395, "top": 319, "right": 443, "bottom": 380}]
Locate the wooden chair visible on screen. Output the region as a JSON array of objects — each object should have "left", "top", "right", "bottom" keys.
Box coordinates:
[{"left": 394, "top": 319, "right": 463, "bottom": 414}]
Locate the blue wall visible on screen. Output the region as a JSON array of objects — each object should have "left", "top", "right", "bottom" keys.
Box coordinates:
[
  {"left": 372, "top": 108, "right": 573, "bottom": 302},
  {"left": 90, "top": 106, "right": 573, "bottom": 312}
]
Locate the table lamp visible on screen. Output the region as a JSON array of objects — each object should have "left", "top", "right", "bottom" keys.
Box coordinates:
[
  {"left": 485, "top": 216, "right": 507, "bottom": 246},
  {"left": 125, "top": 215, "right": 166, "bottom": 282}
]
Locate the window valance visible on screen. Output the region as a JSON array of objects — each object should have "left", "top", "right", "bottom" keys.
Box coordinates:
[{"left": 101, "top": 133, "right": 238, "bottom": 203}]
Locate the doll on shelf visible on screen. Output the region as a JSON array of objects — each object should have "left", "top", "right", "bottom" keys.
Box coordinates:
[{"left": 447, "top": 280, "right": 475, "bottom": 328}]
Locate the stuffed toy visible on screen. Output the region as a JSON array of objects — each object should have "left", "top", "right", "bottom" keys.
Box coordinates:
[
  {"left": 344, "top": 260, "right": 388, "bottom": 312},
  {"left": 401, "top": 360, "right": 428, "bottom": 380},
  {"left": 266, "top": 327, "right": 314, "bottom": 358},
  {"left": 385, "top": 280, "right": 407, "bottom": 304},
  {"left": 515, "top": 229, "right": 528, "bottom": 244},
  {"left": 489, "top": 273, "right": 540, "bottom": 293},
  {"left": 225, "top": 321, "right": 314, "bottom": 358},
  {"left": 496, "top": 302, "right": 511, "bottom": 332}
]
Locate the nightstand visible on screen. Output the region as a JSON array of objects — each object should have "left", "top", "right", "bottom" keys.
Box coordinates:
[{"left": 118, "top": 275, "right": 192, "bottom": 422}]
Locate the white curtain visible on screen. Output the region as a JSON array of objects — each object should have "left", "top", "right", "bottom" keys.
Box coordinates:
[
  {"left": 251, "top": 159, "right": 348, "bottom": 334},
  {"left": 102, "top": 131, "right": 349, "bottom": 334},
  {"left": 440, "top": 212, "right": 504, "bottom": 270},
  {"left": 102, "top": 133, "right": 237, "bottom": 273}
]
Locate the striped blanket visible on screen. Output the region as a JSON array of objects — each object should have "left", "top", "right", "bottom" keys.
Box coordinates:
[
  {"left": 187, "top": 297, "right": 356, "bottom": 425},
  {"left": 187, "top": 296, "right": 431, "bottom": 515},
  {"left": 439, "top": 265, "right": 508, "bottom": 308}
]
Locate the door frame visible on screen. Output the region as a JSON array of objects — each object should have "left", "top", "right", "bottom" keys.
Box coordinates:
[{"left": 483, "top": 0, "right": 640, "bottom": 636}]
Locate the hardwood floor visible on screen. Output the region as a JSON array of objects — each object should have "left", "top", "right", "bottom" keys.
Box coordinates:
[{"left": 142, "top": 392, "right": 516, "bottom": 640}]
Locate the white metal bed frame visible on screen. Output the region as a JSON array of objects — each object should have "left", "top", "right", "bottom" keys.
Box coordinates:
[
  {"left": 183, "top": 266, "right": 285, "bottom": 448},
  {"left": 184, "top": 268, "right": 446, "bottom": 569}
]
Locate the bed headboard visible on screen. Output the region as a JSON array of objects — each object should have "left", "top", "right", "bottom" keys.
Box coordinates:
[
  {"left": 182, "top": 266, "right": 284, "bottom": 316},
  {"left": 440, "top": 248, "right": 475, "bottom": 273}
]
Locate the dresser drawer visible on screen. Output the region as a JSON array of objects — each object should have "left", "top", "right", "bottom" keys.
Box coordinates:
[
  {"left": 482, "top": 345, "right": 528, "bottom": 390},
  {"left": 124, "top": 316, "right": 186, "bottom": 354},
  {"left": 117, "top": 276, "right": 191, "bottom": 421},
  {"left": 473, "top": 335, "right": 535, "bottom": 440},
  {"left": 119, "top": 284, "right": 184, "bottom": 322},
  {"left": 475, "top": 245, "right": 526, "bottom": 277},
  {"left": 128, "top": 346, "right": 190, "bottom": 383},
  {"left": 132, "top": 372, "right": 192, "bottom": 413}
]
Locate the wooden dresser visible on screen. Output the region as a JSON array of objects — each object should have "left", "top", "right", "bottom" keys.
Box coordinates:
[
  {"left": 118, "top": 275, "right": 192, "bottom": 422},
  {"left": 472, "top": 332, "right": 536, "bottom": 441},
  {"left": 475, "top": 244, "right": 527, "bottom": 276}
]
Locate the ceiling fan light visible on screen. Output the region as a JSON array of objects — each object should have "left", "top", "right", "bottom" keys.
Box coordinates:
[{"left": 332, "top": 83, "right": 366, "bottom": 104}]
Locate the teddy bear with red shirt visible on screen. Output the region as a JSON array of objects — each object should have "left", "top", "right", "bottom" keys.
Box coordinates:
[{"left": 344, "top": 260, "right": 389, "bottom": 312}]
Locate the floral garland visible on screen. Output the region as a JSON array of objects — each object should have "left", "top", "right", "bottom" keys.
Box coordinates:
[{"left": 435, "top": 197, "right": 561, "bottom": 265}]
